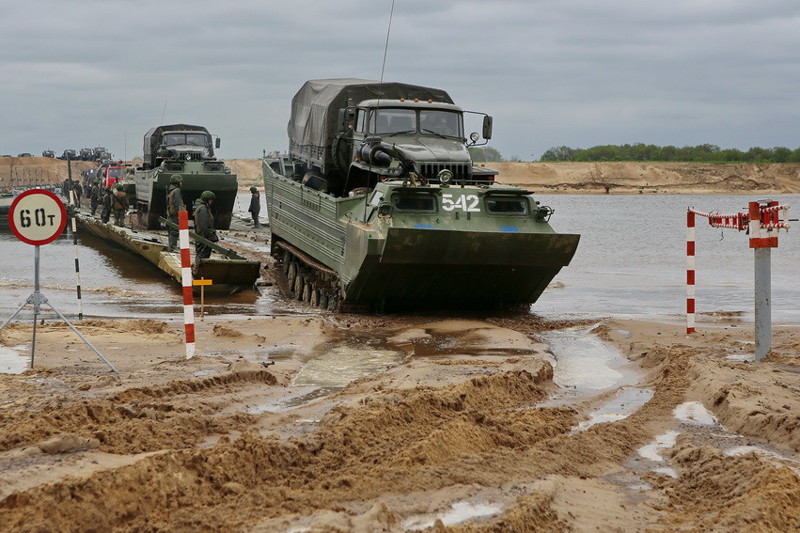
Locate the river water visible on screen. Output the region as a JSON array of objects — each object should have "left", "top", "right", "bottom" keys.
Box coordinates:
[{"left": 0, "top": 193, "right": 797, "bottom": 325}]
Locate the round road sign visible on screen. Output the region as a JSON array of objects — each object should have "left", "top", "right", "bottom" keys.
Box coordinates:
[{"left": 8, "top": 189, "right": 68, "bottom": 246}]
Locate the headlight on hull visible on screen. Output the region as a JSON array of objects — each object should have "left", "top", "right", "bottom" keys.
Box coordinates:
[{"left": 437, "top": 169, "right": 454, "bottom": 185}]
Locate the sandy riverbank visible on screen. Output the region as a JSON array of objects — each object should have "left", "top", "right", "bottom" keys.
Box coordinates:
[
  {"left": 1, "top": 310, "right": 798, "bottom": 531},
  {"left": 5, "top": 157, "right": 799, "bottom": 195}
]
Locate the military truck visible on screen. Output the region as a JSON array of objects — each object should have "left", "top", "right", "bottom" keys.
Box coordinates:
[
  {"left": 264, "top": 79, "right": 580, "bottom": 311},
  {"left": 59, "top": 149, "right": 77, "bottom": 160},
  {"left": 42, "top": 150, "right": 55, "bottom": 158},
  {"left": 93, "top": 147, "right": 110, "bottom": 161},
  {"left": 133, "top": 124, "right": 237, "bottom": 230}
]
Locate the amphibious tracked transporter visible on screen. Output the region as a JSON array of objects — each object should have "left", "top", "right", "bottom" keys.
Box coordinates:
[
  {"left": 133, "top": 124, "right": 237, "bottom": 230},
  {"left": 264, "top": 79, "right": 580, "bottom": 311}
]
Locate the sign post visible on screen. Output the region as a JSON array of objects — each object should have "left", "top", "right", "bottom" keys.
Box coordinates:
[{"left": 0, "top": 189, "right": 118, "bottom": 373}]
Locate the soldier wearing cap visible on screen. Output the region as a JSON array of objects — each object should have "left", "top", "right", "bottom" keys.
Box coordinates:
[
  {"left": 166, "top": 175, "right": 185, "bottom": 251},
  {"left": 248, "top": 186, "right": 261, "bottom": 228},
  {"left": 193, "top": 190, "right": 218, "bottom": 260}
]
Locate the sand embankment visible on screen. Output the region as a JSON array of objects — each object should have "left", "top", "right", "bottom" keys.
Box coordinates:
[
  {"left": 489, "top": 161, "right": 800, "bottom": 194},
  {"left": 5, "top": 157, "right": 799, "bottom": 194}
]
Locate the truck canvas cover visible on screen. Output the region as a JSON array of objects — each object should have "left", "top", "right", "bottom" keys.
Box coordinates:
[{"left": 288, "top": 79, "right": 454, "bottom": 159}]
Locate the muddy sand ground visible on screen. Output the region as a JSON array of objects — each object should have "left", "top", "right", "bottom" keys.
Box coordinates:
[{"left": 1, "top": 308, "right": 799, "bottom": 531}]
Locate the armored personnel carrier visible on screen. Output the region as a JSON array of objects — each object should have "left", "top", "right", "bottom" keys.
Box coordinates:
[
  {"left": 264, "top": 79, "right": 580, "bottom": 311},
  {"left": 133, "top": 124, "right": 237, "bottom": 229}
]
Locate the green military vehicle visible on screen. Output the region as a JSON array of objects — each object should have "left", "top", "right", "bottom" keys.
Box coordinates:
[
  {"left": 264, "top": 79, "right": 580, "bottom": 311},
  {"left": 133, "top": 124, "right": 237, "bottom": 230}
]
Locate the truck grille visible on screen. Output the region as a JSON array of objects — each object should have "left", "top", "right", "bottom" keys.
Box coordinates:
[{"left": 418, "top": 162, "right": 471, "bottom": 182}]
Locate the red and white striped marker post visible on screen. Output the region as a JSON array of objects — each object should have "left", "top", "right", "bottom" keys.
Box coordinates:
[
  {"left": 686, "top": 210, "right": 696, "bottom": 334},
  {"left": 687, "top": 202, "right": 791, "bottom": 361},
  {"left": 179, "top": 210, "right": 196, "bottom": 358}
]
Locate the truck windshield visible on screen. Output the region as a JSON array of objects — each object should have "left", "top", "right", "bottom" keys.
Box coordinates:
[
  {"left": 163, "top": 133, "right": 210, "bottom": 147},
  {"left": 367, "top": 109, "right": 463, "bottom": 137},
  {"left": 419, "top": 110, "right": 461, "bottom": 137}
]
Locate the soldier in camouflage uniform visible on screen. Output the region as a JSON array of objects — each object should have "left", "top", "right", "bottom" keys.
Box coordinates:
[
  {"left": 193, "top": 190, "right": 218, "bottom": 260},
  {"left": 166, "top": 175, "right": 185, "bottom": 251}
]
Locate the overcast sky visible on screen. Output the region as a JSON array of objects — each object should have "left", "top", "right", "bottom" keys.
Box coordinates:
[{"left": 2, "top": 0, "right": 799, "bottom": 161}]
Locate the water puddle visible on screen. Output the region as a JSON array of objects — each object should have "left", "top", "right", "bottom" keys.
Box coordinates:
[
  {"left": 403, "top": 501, "right": 503, "bottom": 531},
  {"left": 246, "top": 345, "right": 406, "bottom": 413},
  {"left": 575, "top": 387, "right": 654, "bottom": 431},
  {"left": 541, "top": 326, "right": 642, "bottom": 393},
  {"left": 635, "top": 402, "right": 724, "bottom": 479},
  {"left": 637, "top": 430, "right": 680, "bottom": 478},
  {"left": 292, "top": 346, "right": 405, "bottom": 388},
  {"left": 725, "top": 446, "right": 800, "bottom": 476},
  {"left": 673, "top": 401, "right": 717, "bottom": 426},
  {"left": 0, "top": 345, "right": 28, "bottom": 374}
]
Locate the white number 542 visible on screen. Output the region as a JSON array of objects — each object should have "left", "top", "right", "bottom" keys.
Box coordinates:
[{"left": 442, "top": 193, "right": 480, "bottom": 212}]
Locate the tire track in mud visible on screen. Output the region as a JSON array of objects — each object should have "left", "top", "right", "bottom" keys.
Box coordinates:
[
  {"left": 0, "top": 370, "right": 276, "bottom": 454},
  {"left": 651, "top": 439, "right": 800, "bottom": 531},
  {"left": 0, "top": 369, "right": 571, "bottom": 531},
  {"left": 0, "top": 345, "right": 677, "bottom": 532},
  {"left": 3, "top": 340, "right": 796, "bottom": 531}
]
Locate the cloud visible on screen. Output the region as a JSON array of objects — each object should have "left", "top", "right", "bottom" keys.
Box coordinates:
[{"left": 2, "top": 0, "right": 800, "bottom": 160}]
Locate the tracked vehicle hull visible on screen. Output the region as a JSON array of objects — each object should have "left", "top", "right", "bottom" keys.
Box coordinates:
[{"left": 264, "top": 162, "right": 579, "bottom": 311}]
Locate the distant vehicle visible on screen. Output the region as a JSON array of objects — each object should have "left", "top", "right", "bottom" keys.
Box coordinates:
[
  {"left": 59, "top": 149, "right": 77, "bottom": 160},
  {"left": 133, "top": 123, "right": 237, "bottom": 229},
  {"left": 17, "top": 153, "right": 32, "bottom": 157},
  {"left": 42, "top": 150, "right": 55, "bottom": 158},
  {"left": 93, "top": 147, "right": 108, "bottom": 159},
  {"left": 79, "top": 148, "right": 94, "bottom": 161},
  {"left": 1, "top": 155, "right": 12, "bottom": 158},
  {"left": 101, "top": 165, "right": 125, "bottom": 188}
]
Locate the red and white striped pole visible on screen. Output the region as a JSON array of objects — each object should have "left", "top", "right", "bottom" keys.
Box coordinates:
[
  {"left": 179, "top": 210, "right": 196, "bottom": 358},
  {"left": 686, "top": 209, "right": 696, "bottom": 334}
]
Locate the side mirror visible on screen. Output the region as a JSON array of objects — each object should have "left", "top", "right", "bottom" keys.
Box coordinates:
[
  {"left": 215, "top": 138, "right": 221, "bottom": 149},
  {"left": 482, "top": 115, "right": 493, "bottom": 140},
  {"left": 340, "top": 108, "right": 356, "bottom": 130}
]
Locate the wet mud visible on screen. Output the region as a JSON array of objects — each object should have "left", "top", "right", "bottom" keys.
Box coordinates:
[{"left": 0, "top": 314, "right": 799, "bottom": 531}]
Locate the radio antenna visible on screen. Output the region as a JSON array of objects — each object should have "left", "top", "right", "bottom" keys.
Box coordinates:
[
  {"left": 160, "top": 100, "right": 168, "bottom": 125},
  {"left": 379, "top": 0, "right": 395, "bottom": 84}
]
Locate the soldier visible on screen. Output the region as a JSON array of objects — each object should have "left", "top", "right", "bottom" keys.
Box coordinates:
[
  {"left": 72, "top": 181, "right": 82, "bottom": 207},
  {"left": 248, "top": 186, "right": 261, "bottom": 228},
  {"left": 193, "top": 190, "right": 218, "bottom": 260},
  {"left": 89, "top": 180, "right": 101, "bottom": 216},
  {"left": 100, "top": 186, "right": 113, "bottom": 223},
  {"left": 165, "top": 175, "right": 185, "bottom": 251},
  {"left": 112, "top": 184, "right": 129, "bottom": 227}
]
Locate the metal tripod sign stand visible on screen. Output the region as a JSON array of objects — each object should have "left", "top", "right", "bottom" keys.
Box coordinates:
[{"left": 0, "top": 189, "right": 118, "bottom": 373}]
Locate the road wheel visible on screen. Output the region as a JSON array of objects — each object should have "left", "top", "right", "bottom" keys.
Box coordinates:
[
  {"left": 286, "top": 263, "right": 297, "bottom": 293},
  {"left": 302, "top": 282, "right": 312, "bottom": 303},
  {"left": 282, "top": 250, "right": 291, "bottom": 273},
  {"left": 294, "top": 276, "right": 304, "bottom": 300},
  {"left": 310, "top": 287, "right": 319, "bottom": 307},
  {"left": 318, "top": 292, "right": 328, "bottom": 310}
]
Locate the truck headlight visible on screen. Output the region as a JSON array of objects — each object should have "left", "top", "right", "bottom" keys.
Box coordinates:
[{"left": 437, "top": 169, "right": 453, "bottom": 185}]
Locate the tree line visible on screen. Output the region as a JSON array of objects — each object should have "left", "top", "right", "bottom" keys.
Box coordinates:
[{"left": 538, "top": 144, "right": 800, "bottom": 163}]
